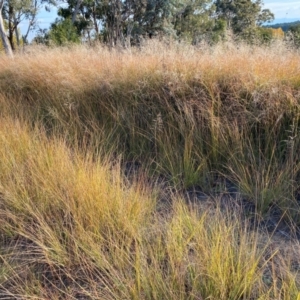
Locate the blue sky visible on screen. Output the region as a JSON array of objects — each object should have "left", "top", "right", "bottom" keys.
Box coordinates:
[
  {"left": 263, "top": 0, "right": 300, "bottom": 23},
  {"left": 19, "top": 0, "right": 300, "bottom": 41}
]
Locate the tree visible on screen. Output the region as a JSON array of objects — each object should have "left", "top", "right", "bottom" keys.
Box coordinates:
[
  {"left": 56, "top": 0, "right": 174, "bottom": 47},
  {"left": 214, "top": 0, "right": 274, "bottom": 35},
  {"left": 0, "top": 20, "right": 23, "bottom": 50},
  {"left": 289, "top": 24, "right": 300, "bottom": 48},
  {"left": 49, "top": 17, "right": 81, "bottom": 45},
  {"left": 0, "top": 0, "right": 13, "bottom": 56},
  {"left": 1, "top": 0, "right": 56, "bottom": 51},
  {"left": 22, "top": 0, "right": 40, "bottom": 44},
  {"left": 253, "top": 27, "right": 284, "bottom": 45},
  {"left": 32, "top": 27, "right": 49, "bottom": 44},
  {"left": 170, "top": 0, "right": 229, "bottom": 44},
  {"left": 1, "top": 0, "right": 39, "bottom": 50},
  {"left": 57, "top": 0, "right": 102, "bottom": 44},
  {"left": 29, "top": 0, "right": 277, "bottom": 47}
]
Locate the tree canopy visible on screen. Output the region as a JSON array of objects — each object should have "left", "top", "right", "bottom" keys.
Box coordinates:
[
  {"left": 2, "top": 0, "right": 280, "bottom": 52},
  {"left": 215, "top": 0, "right": 274, "bottom": 34}
]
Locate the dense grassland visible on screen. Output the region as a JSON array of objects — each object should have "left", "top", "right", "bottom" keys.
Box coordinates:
[{"left": 1, "top": 41, "right": 300, "bottom": 299}]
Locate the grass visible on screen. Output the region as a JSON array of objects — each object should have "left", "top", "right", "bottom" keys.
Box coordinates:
[{"left": 0, "top": 40, "right": 300, "bottom": 298}]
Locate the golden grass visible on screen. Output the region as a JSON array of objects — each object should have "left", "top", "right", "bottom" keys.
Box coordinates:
[
  {"left": 0, "top": 40, "right": 300, "bottom": 298},
  {"left": 0, "top": 118, "right": 296, "bottom": 299},
  {"left": 1, "top": 41, "right": 299, "bottom": 96}
]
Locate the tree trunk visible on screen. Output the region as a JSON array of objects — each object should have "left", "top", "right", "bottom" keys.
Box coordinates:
[
  {"left": 0, "top": 0, "right": 13, "bottom": 57},
  {"left": 23, "top": 0, "right": 38, "bottom": 45},
  {"left": 8, "top": 3, "right": 15, "bottom": 50},
  {"left": 14, "top": 16, "right": 20, "bottom": 47},
  {"left": 72, "top": 0, "right": 83, "bottom": 24},
  {"left": 92, "top": 8, "right": 99, "bottom": 35}
]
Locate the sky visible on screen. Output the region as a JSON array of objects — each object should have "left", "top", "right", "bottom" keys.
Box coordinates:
[
  {"left": 263, "top": 0, "right": 300, "bottom": 23},
  {"left": 19, "top": 0, "right": 300, "bottom": 41}
]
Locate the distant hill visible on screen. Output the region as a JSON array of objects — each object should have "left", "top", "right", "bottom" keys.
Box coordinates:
[{"left": 264, "top": 20, "right": 300, "bottom": 32}]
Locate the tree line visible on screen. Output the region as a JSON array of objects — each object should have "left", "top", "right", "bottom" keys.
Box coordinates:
[
  {"left": 1, "top": 0, "right": 298, "bottom": 55},
  {"left": 36, "top": 0, "right": 275, "bottom": 46}
]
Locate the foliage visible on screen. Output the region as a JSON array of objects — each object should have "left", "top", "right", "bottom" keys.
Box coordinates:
[
  {"left": 241, "top": 27, "right": 285, "bottom": 45},
  {"left": 170, "top": 0, "right": 214, "bottom": 43},
  {"left": 1, "top": 0, "right": 39, "bottom": 49},
  {"left": 265, "top": 20, "right": 300, "bottom": 32},
  {"left": 289, "top": 23, "right": 300, "bottom": 48},
  {"left": 48, "top": 17, "right": 81, "bottom": 45},
  {"left": 270, "top": 27, "right": 284, "bottom": 39},
  {"left": 33, "top": 18, "right": 81, "bottom": 46},
  {"left": 32, "top": 28, "right": 49, "bottom": 44},
  {"left": 39, "top": 0, "right": 273, "bottom": 46},
  {"left": 215, "top": 0, "right": 274, "bottom": 38}
]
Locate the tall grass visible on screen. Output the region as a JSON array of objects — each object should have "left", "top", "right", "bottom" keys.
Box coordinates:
[
  {"left": 0, "top": 117, "right": 298, "bottom": 298},
  {"left": 1, "top": 42, "right": 300, "bottom": 217},
  {"left": 0, "top": 40, "right": 300, "bottom": 298}
]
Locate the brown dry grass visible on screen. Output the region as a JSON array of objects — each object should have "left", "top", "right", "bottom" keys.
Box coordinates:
[{"left": 0, "top": 40, "right": 300, "bottom": 298}]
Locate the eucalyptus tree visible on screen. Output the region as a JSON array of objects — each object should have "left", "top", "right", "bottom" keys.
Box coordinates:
[
  {"left": 1, "top": 0, "right": 40, "bottom": 49},
  {"left": 31, "top": 0, "right": 275, "bottom": 48},
  {"left": 57, "top": 0, "right": 174, "bottom": 46},
  {"left": 171, "top": 0, "right": 216, "bottom": 43},
  {"left": 214, "top": 0, "right": 274, "bottom": 35},
  {"left": 0, "top": 0, "right": 13, "bottom": 56},
  {"left": 58, "top": 0, "right": 102, "bottom": 43},
  {"left": 48, "top": 17, "right": 80, "bottom": 44}
]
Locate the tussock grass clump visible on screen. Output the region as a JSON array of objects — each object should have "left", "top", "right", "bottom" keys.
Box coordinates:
[
  {"left": 0, "top": 117, "right": 154, "bottom": 298},
  {"left": 0, "top": 117, "right": 298, "bottom": 299},
  {"left": 1, "top": 42, "right": 300, "bottom": 219},
  {"left": 0, "top": 41, "right": 300, "bottom": 298}
]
